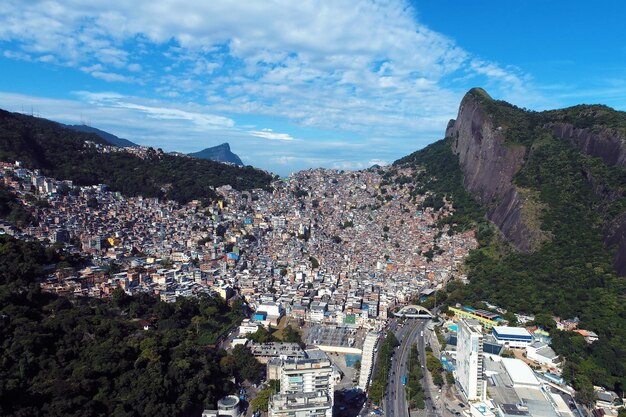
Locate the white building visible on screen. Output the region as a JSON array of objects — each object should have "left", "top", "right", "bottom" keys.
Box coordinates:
[
  {"left": 217, "top": 396, "right": 240, "bottom": 417},
  {"left": 456, "top": 318, "right": 485, "bottom": 401},
  {"left": 269, "top": 392, "right": 333, "bottom": 417},
  {"left": 358, "top": 332, "right": 378, "bottom": 391},
  {"left": 526, "top": 341, "right": 559, "bottom": 366},
  {"left": 239, "top": 319, "right": 261, "bottom": 336},
  {"left": 256, "top": 302, "right": 283, "bottom": 317},
  {"left": 309, "top": 302, "right": 326, "bottom": 322},
  {"left": 279, "top": 358, "right": 334, "bottom": 396},
  {"left": 202, "top": 395, "right": 241, "bottom": 417},
  {"left": 491, "top": 326, "right": 533, "bottom": 348},
  {"left": 269, "top": 358, "right": 334, "bottom": 417}
]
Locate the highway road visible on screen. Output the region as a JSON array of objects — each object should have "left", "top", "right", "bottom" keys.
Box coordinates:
[
  {"left": 417, "top": 324, "right": 440, "bottom": 417},
  {"left": 383, "top": 319, "right": 431, "bottom": 417}
]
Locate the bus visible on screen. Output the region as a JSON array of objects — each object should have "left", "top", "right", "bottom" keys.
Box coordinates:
[{"left": 402, "top": 375, "right": 407, "bottom": 386}]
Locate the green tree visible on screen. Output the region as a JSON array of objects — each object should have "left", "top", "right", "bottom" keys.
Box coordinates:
[
  {"left": 250, "top": 380, "right": 280, "bottom": 412},
  {"left": 246, "top": 327, "right": 275, "bottom": 344},
  {"left": 281, "top": 325, "right": 305, "bottom": 348},
  {"left": 230, "top": 345, "right": 264, "bottom": 383},
  {"left": 111, "top": 287, "right": 131, "bottom": 309},
  {"left": 445, "top": 372, "right": 455, "bottom": 385}
]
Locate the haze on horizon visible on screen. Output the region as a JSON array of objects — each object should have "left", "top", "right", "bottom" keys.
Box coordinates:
[{"left": 0, "top": 0, "right": 624, "bottom": 176}]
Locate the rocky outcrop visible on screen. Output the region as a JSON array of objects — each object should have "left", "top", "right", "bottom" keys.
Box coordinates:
[
  {"left": 548, "top": 122, "right": 626, "bottom": 168},
  {"left": 442, "top": 89, "right": 626, "bottom": 274},
  {"left": 189, "top": 143, "right": 244, "bottom": 166},
  {"left": 548, "top": 122, "right": 626, "bottom": 275},
  {"left": 605, "top": 212, "right": 626, "bottom": 276},
  {"left": 446, "top": 91, "right": 542, "bottom": 251}
]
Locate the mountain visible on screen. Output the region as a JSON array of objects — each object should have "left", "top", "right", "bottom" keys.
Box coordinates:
[
  {"left": 189, "top": 143, "right": 244, "bottom": 166},
  {"left": 65, "top": 124, "right": 138, "bottom": 147},
  {"left": 446, "top": 88, "right": 626, "bottom": 272},
  {"left": 395, "top": 88, "right": 626, "bottom": 395},
  {"left": 0, "top": 109, "right": 274, "bottom": 203}
]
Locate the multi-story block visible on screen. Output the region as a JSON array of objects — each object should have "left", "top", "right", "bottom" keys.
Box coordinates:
[
  {"left": 269, "top": 358, "right": 334, "bottom": 417},
  {"left": 456, "top": 318, "right": 485, "bottom": 401}
]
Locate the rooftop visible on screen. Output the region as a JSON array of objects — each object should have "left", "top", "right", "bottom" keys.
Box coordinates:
[
  {"left": 218, "top": 395, "right": 239, "bottom": 407},
  {"left": 493, "top": 326, "right": 532, "bottom": 338},
  {"left": 501, "top": 358, "right": 540, "bottom": 387}
]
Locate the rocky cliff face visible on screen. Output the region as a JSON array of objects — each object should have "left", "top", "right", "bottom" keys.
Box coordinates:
[
  {"left": 446, "top": 91, "right": 544, "bottom": 251},
  {"left": 605, "top": 211, "right": 626, "bottom": 276},
  {"left": 446, "top": 90, "right": 626, "bottom": 274},
  {"left": 548, "top": 122, "right": 626, "bottom": 168},
  {"left": 189, "top": 142, "right": 244, "bottom": 166},
  {"left": 548, "top": 122, "right": 626, "bottom": 275}
]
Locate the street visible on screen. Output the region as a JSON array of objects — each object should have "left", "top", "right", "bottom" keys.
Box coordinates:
[
  {"left": 381, "top": 317, "right": 464, "bottom": 417},
  {"left": 383, "top": 319, "right": 429, "bottom": 417}
]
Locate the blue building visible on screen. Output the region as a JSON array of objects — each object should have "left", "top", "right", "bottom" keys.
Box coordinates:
[{"left": 492, "top": 326, "right": 533, "bottom": 348}]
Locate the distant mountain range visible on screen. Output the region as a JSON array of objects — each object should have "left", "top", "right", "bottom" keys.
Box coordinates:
[
  {"left": 65, "top": 123, "right": 245, "bottom": 166},
  {"left": 0, "top": 109, "right": 273, "bottom": 203},
  {"left": 189, "top": 143, "right": 244, "bottom": 166},
  {"left": 65, "top": 124, "right": 138, "bottom": 148}
]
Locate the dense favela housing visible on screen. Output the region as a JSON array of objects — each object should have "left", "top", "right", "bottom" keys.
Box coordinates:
[{"left": 1, "top": 150, "right": 621, "bottom": 417}]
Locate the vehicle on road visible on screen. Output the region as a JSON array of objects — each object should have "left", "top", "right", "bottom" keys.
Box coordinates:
[{"left": 402, "top": 375, "right": 407, "bottom": 385}]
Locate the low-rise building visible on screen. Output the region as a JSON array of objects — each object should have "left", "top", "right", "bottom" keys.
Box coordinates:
[
  {"left": 492, "top": 326, "right": 533, "bottom": 348},
  {"left": 526, "top": 341, "right": 559, "bottom": 366},
  {"left": 202, "top": 395, "right": 241, "bottom": 417},
  {"left": 250, "top": 342, "right": 306, "bottom": 363},
  {"left": 239, "top": 319, "right": 261, "bottom": 336},
  {"left": 358, "top": 332, "right": 378, "bottom": 391},
  {"left": 217, "top": 396, "right": 240, "bottom": 417}
]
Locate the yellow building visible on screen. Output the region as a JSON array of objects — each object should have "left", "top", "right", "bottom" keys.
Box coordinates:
[{"left": 449, "top": 306, "right": 500, "bottom": 329}]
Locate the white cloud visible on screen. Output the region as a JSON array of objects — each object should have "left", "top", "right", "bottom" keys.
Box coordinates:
[
  {"left": 0, "top": 1, "right": 543, "bottom": 174},
  {"left": 249, "top": 128, "right": 294, "bottom": 141},
  {"left": 72, "top": 91, "right": 235, "bottom": 128},
  {"left": 368, "top": 159, "right": 388, "bottom": 167},
  {"left": 90, "top": 71, "right": 136, "bottom": 83},
  {"left": 127, "top": 63, "right": 142, "bottom": 72},
  {"left": 3, "top": 50, "right": 31, "bottom": 60},
  {"left": 0, "top": 90, "right": 444, "bottom": 176},
  {"left": 119, "top": 102, "right": 235, "bottom": 128}
]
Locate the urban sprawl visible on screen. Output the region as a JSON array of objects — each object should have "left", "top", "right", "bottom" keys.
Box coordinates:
[{"left": 0, "top": 143, "right": 620, "bottom": 417}]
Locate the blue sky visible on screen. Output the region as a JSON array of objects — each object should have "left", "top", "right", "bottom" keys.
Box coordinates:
[{"left": 0, "top": 1, "right": 624, "bottom": 176}]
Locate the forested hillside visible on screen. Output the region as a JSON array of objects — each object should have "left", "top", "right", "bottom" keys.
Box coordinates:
[
  {"left": 394, "top": 92, "right": 626, "bottom": 399},
  {"left": 0, "top": 183, "right": 35, "bottom": 227},
  {"left": 0, "top": 109, "right": 274, "bottom": 204},
  {"left": 0, "top": 235, "right": 263, "bottom": 417}
]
